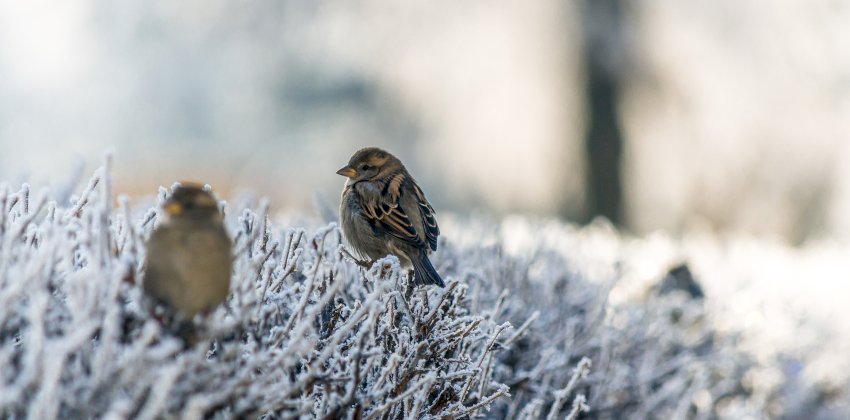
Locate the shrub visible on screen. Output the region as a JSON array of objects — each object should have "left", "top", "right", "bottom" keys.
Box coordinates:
[{"left": 0, "top": 163, "right": 822, "bottom": 419}]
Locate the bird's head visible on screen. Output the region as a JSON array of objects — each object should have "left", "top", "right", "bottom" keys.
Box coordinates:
[
  {"left": 336, "top": 147, "right": 403, "bottom": 182},
  {"left": 162, "top": 183, "right": 222, "bottom": 223}
]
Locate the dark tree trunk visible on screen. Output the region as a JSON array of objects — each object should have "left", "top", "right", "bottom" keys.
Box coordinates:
[{"left": 580, "top": 0, "right": 626, "bottom": 226}]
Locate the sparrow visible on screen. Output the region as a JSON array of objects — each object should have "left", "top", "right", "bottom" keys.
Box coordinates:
[
  {"left": 337, "top": 147, "right": 444, "bottom": 287},
  {"left": 142, "top": 184, "right": 232, "bottom": 338}
]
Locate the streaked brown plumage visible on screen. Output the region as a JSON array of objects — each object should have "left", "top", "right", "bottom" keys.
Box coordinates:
[
  {"left": 337, "top": 148, "right": 444, "bottom": 287},
  {"left": 143, "top": 184, "right": 232, "bottom": 328}
]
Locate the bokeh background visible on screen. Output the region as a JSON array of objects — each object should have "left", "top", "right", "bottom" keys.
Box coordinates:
[{"left": 1, "top": 0, "right": 848, "bottom": 243}]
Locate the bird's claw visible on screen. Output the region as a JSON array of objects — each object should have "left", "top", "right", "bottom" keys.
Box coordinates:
[{"left": 340, "top": 247, "right": 373, "bottom": 268}]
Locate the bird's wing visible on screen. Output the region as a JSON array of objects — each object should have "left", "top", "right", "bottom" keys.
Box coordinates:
[
  {"left": 358, "top": 172, "right": 429, "bottom": 249},
  {"left": 412, "top": 183, "right": 439, "bottom": 251}
]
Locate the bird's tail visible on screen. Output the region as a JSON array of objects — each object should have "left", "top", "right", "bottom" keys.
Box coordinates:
[{"left": 411, "top": 252, "right": 444, "bottom": 287}]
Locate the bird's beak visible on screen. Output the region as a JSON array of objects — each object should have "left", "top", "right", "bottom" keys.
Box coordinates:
[
  {"left": 336, "top": 166, "right": 357, "bottom": 178},
  {"left": 164, "top": 200, "right": 183, "bottom": 216}
]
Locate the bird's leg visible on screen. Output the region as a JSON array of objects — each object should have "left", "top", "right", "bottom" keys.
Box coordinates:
[
  {"left": 404, "top": 270, "right": 416, "bottom": 301},
  {"left": 340, "top": 247, "right": 373, "bottom": 268},
  {"left": 419, "top": 288, "right": 430, "bottom": 312}
]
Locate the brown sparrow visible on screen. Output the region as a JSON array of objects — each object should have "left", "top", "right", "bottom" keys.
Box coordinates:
[
  {"left": 143, "top": 184, "right": 232, "bottom": 332},
  {"left": 337, "top": 148, "right": 444, "bottom": 287}
]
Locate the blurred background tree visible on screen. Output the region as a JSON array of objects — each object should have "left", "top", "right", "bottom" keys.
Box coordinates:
[{"left": 580, "top": 0, "right": 627, "bottom": 226}]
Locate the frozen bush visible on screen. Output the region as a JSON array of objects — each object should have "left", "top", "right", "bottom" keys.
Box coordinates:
[{"left": 0, "top": 164, "right": 842, "bottom": 419}]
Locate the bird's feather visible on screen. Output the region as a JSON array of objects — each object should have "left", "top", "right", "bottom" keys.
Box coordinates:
[
  {"left": 355, "top": 171, "right": 438, "bottom": 251},
  {"left": 413, "top": 183, "right": 440, "bottom": 251}
]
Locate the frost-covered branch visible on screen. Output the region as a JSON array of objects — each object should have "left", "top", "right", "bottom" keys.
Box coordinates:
[{"left": 0, "top": 167, "right": 813, "bottom": 419}]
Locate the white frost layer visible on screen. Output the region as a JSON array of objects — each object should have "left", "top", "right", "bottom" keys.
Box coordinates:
[{"left": 0, "top": 167, "right": 845, "bottom": 418}]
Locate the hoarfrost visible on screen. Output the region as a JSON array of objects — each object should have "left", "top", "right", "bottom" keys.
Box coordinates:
[{"left": 0, "top": 165, "right": 844, "bottom": 418}]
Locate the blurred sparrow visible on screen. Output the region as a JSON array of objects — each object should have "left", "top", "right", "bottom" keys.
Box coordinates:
[
  {"left": 337, "top": 148, "right": 444, "bottom": 287},
  {"left": 143, "top": 184, "right": 232, "bottom": 337}
]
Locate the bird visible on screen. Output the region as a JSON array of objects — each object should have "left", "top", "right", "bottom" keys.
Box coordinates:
[
  {"left": 142, "top": 183, "right": 232, "bottom": 341},
  {"left": 337, "top": 147, "right": 444, "bottom": 287}
]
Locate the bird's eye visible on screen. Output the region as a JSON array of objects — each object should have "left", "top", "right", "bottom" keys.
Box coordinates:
[
  {"left": 183, "top": 202, "right": 195, "bottom": 210},
  {"left": 361, "top": 164, "right": 373, "bottom": 171}
]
